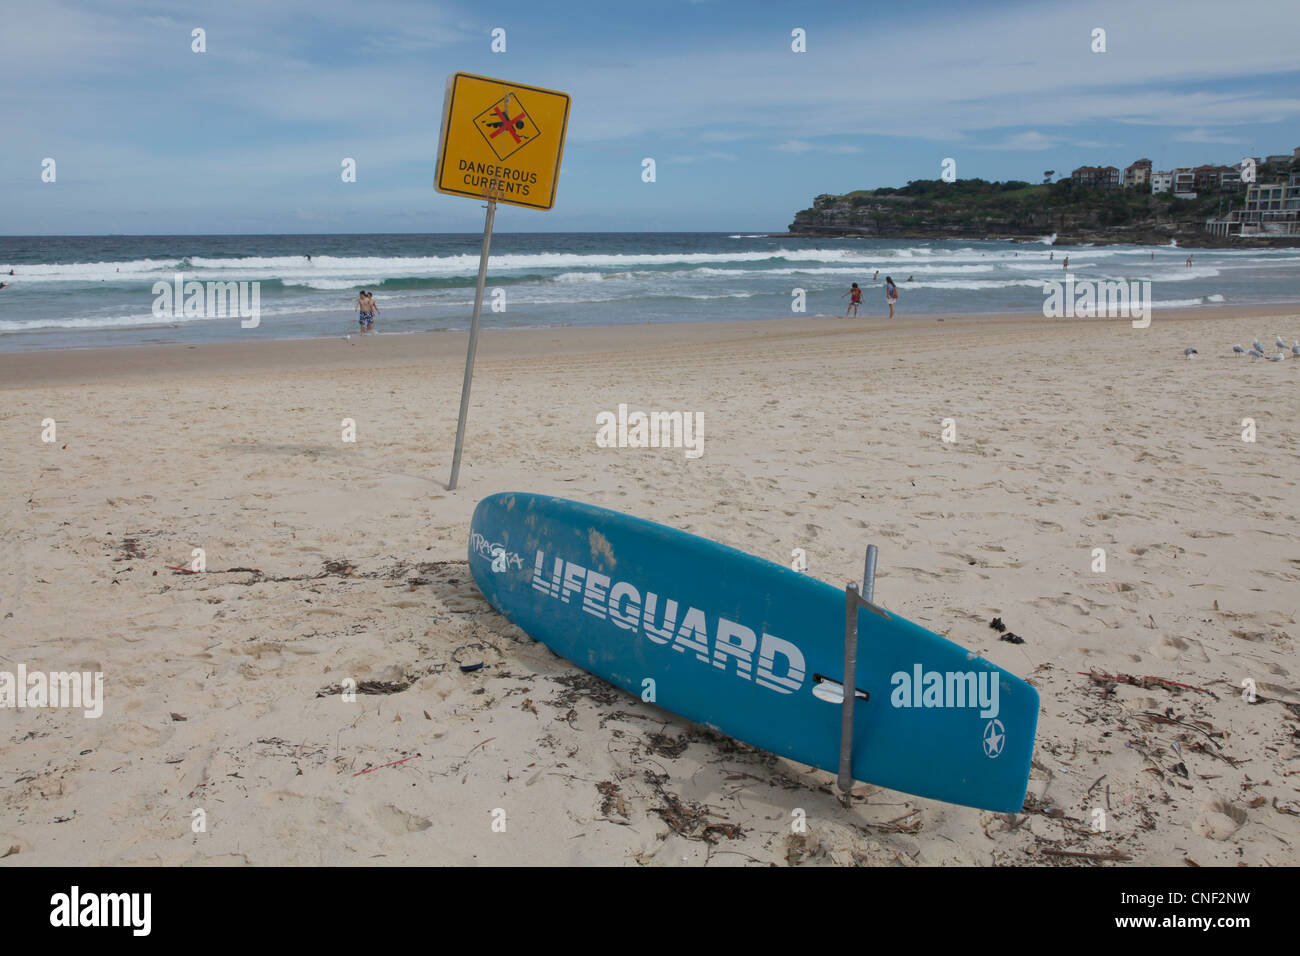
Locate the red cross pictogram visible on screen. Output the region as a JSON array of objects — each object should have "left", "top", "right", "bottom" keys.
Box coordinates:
[{"left": 489, "top": 106, "right": 526, "bottom": 143}]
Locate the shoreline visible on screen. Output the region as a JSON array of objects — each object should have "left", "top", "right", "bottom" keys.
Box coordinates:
[{"left": 5, "top": 303, "right": 1300, "bottom": 387}]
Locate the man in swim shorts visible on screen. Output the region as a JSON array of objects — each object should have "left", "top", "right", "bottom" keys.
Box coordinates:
[
  {"left": 356, "top": 290, "right": 373, "bottom": 334},
  {"left": 364, "top": 292, "right": 377, "bottom": 331}
]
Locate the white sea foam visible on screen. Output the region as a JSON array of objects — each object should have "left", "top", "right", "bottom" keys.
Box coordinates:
[
  {"left": 6, "top": 249, "right": 919, "bottom": 284},
  {"left": 14, "top": 243, "right": 1250, "bottom": 289},
  {"left": 844, "top": 279, "right": 1047, "bottom": 291},
  {"left": 1152, "top": 294, "right": 1227, "bottom": 308},
  {"left": 552, "top": 271, "right": 607, "bottom": 283},
  {"left": 281, "top": 278, "right": 382, "bottom": 290},
  {"left": 0, "top": 302, "right": 325, "bottom": 333}
]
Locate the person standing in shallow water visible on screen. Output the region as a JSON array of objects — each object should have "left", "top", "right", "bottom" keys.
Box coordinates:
[
  {"left": 842, "top": 282, "right": 862, "bottom": 317},
  {"left": 364, "top": 292, "right": 378, "bottom": 332},
  {"left": 885, "top": 276, "right": 899, "bottom": 318},
  {"left": 356, "top": 290, "right": 374, "bottom": 334}
]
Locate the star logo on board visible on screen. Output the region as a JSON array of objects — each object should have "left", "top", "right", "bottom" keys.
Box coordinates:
[
  {"left": 474, "top": 95, "right": 541, "bottom": 161},
  {"left": 983, "top": 719, "right": 1005, "bottom": 758}
]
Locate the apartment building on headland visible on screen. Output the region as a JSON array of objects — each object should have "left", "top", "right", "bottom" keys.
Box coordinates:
[
  {"left": 1204, "top": 171, "right": 1300, "bottom": 236},
  {"left": 1071, "top": 165, "right": 1121, "bottom": 189},
  {"left": 1075, "top": 159, "right": 1255, "bottom": 198},
  {"left": 1171, "top": 167, "right": 1197, "bottom": 198},
  {"left": 1124, "top": 158, "right": 1152, "bottom": 189},
  {"left": 1147, "top": 147, "right": 1298, "bottom": 236},
  {"left": 1071, "top": 148, "right": 1297, "bottom": 236},
  {"left": 1074, "top": 149, "right": 1294, "bottom": 192}
]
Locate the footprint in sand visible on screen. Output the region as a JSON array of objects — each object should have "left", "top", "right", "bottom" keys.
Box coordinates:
[
  {"left": 1229, "top": 629, "right": 1268, "bottom": 643},
  {"left": 116, "top": 720, "right": 165, "bottom": 749},
  {"left": 372, "top": 804, "right": 433, "bottom": 836},
  {"left": 1120, "top": 696, "right": 1162, "bottom": 713},
  {"left": 1195, "top": 798, "right": 1247, "bottom": 841},
  {"left": 1152, "top": 635, "right": 1209, "bottom": 663}
]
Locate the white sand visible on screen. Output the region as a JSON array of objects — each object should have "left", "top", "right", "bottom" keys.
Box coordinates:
[{"left": 1, "top": 307, "right": 1298, "bottom": 866}]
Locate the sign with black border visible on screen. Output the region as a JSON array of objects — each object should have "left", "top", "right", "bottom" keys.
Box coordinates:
[{"left": 435, "top": 72, "right": 570, "bottom": 211}]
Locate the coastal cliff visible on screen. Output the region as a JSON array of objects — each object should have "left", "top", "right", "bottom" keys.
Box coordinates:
[{"left": 786, "top": 179, "right": 1300, "bottom": 247}]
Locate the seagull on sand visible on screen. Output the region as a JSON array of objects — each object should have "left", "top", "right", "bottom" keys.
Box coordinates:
[
  {"left": 1277, "top": 335, "right": 1288, "bottom": 349},
  {"left": 1293, "top": 340, "right": 1300, "bottom": 355},
  {"left": 1247, "top": 348, "right": 1265, "bottom": 358},
  {"left": 1268, "top": 352, "right": 1286, "bottom": 362},
  {"left": 1253, "top": 339, "right": 1267, "bottom": 353},
  {"left": 1232, "top": 344, "right": 1245, "bottom": 354},
  {"left": 1184, "top": 348, "right": 1198, "bottom": 358}
]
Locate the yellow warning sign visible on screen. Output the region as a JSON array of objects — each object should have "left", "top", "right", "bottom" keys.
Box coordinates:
[{"left": 435, "top": 73, "right": 570, "bottom": 210}]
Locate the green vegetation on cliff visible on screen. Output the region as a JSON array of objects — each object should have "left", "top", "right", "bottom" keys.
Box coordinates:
[{"left": 790, "top": 177, "right": 1249, "bottom": 242}]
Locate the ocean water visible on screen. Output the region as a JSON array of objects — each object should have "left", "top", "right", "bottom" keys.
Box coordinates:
[{"left": 0, "top": 233, "right": 1297, "bottom": 352}]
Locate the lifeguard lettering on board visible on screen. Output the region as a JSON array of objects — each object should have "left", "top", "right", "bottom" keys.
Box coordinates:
[{"left": 435, "top": 73, "right": 570, "bottom": 211}]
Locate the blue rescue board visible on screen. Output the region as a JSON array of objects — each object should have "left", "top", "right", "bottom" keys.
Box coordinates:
[{"left": 468, "top": 492, "right": 1039, "bottom": 812}]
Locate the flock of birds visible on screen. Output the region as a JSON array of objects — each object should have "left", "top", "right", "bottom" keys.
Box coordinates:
[{"left": 1184, "top": 335, "right": 1300, "bottom": 361}]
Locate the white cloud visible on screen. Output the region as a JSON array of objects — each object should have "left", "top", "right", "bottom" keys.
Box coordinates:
[
  {"left": 772, "top": 140, "right": 862, "bottom": 154},
  {"left": 970, "top": 131, "right": 1057, "bottom": 151},
  {"left": 1175, "top": 128, "right": 1244, "bottom": 144},
  {"left": 3, "top": 0, "right": 1298, "bottom": 231},
  {"left": 549, "top": 0, "right": 1300, "bottom": 146},
  {"left": 665, "top": 152, "right": 739, "bottom": 164}
]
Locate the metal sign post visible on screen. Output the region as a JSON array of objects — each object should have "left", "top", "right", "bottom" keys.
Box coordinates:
[
  {"left": 434, "top": 74, "right": 570, "bottom": 491},
  {"left": 447, "top": 196, "right": 497, "bottom": 491}
]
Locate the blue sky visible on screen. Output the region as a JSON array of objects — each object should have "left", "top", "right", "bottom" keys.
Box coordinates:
[{"left": 3, "top": 0, "right": 1298, "bottom": 234}]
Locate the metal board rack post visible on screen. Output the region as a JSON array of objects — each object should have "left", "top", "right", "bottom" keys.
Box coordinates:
[{"left": 838, "top": 544, "right": 887, "bottom": 806}]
